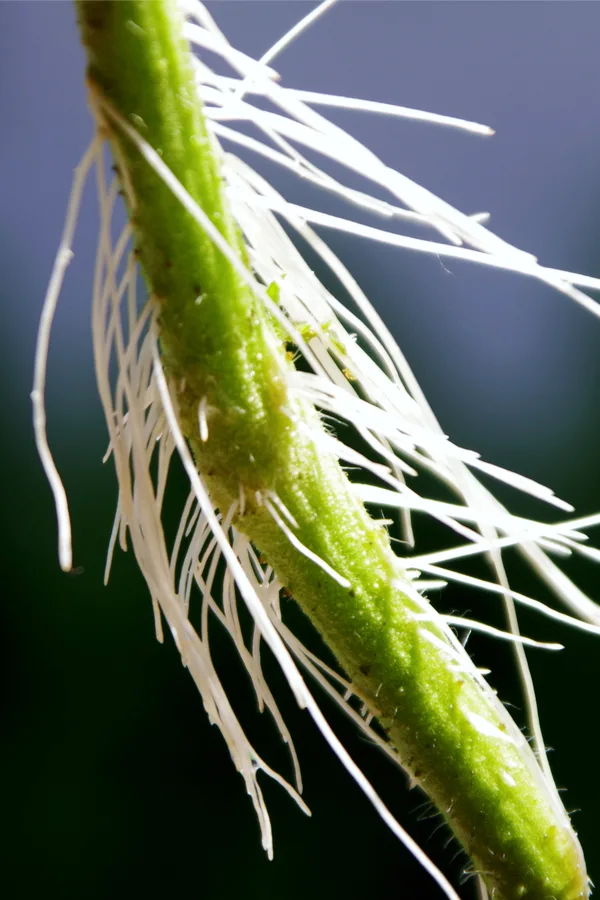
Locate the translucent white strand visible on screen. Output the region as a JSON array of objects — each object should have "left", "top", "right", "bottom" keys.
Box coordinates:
[
  {"left": 236, "top": 0, "right": 338, "bottom": 82},
  {"left": 279, "top": 87, "right": 495, "bottom": 136},
  {"left": 419, "top": 564, "right": 600, "bottom": 639},
  {"left": 431, "top": 614, "right": 563, "bottom": 651},
  {"left": 32, "top": 138, "right": 100, "bottom": 572},
  {"left": 410, "top": 514, "right": 600, "bottom": 571},
  {"left": 263, "top": 496, "right": 352, "bottom": 589}
]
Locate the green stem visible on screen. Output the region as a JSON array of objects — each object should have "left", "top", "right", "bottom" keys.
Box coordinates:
[{"left": 76, "top": 3, "right": 587, "bottom": 898}]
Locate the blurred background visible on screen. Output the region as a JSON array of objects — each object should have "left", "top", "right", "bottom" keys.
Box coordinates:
[{"left": 1, "top": 2, "right": 600, "bottom": 897}]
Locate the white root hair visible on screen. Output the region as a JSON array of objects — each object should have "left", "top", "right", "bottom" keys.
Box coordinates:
[{"left": 34, "top": 2, "right": 600, "bottom": 897}]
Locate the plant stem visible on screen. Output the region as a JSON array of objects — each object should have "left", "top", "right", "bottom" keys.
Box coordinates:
[{"left": 75, "top": 2, "right": 587, "bottom": 897}]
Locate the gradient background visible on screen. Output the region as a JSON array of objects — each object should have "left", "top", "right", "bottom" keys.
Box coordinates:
[{"left": 1, "top": 2, "right": 600, "bottom": 897}]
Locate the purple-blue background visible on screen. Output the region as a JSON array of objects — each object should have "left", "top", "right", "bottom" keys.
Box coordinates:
[{"left": 1, "top": 3, "right": 599, "bottom": 897}]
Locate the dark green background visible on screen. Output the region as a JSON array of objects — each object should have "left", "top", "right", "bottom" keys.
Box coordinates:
[{"left": 1, "top": 3, "right": 599, "bottom": 898}]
